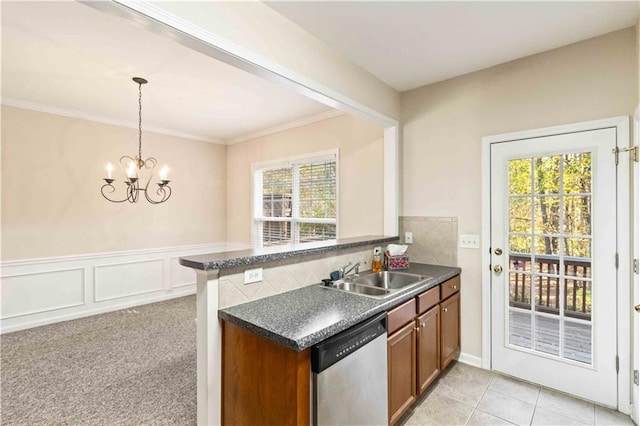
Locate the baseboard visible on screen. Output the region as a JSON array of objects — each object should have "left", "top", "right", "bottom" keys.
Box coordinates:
[
  {"left": 457, "top": 352, "right": 483, "bottom": 368},
  {"left": 1, "top": 242, "right": 241, "bottom": 334}
]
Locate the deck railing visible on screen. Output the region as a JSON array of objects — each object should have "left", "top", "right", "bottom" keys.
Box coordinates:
[{"left": 509, "top": 253, "right": 591, "bottom": 321}]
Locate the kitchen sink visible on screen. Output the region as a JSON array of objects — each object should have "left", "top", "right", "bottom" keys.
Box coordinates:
[
  {"left": 332, "top": 281, "right": 391, "bottom": 297},
  {"left": 323, "top": 271, "right": 430, "bottom": 299},
  {"left": 350, "top": 271, "right": 426, "bottom": 290}
]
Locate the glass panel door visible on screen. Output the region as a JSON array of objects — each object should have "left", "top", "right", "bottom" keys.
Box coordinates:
[{"left": 507, "top": 153, "right": 592, "bottom": 364}]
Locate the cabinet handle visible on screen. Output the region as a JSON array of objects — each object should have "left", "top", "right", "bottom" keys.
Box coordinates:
[
  {"left": 443, "top": 308, "right": 448, "bottom": 313},
  {"left": 414, "top": 327, "right": 420, "bottom": 332},
  {"left": 451, "top": 285, "right": 457, "bottom": 290},
  {"left": 421, "top": 323, "right": 425, "bottom": 328}
]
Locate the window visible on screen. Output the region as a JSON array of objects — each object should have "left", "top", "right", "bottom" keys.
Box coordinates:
[{"left": 253, "top": 152, "right": 337, "bottom": 247}]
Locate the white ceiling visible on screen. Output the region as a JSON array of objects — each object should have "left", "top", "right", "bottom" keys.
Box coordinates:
[
  {"left": 1, "top": 1, "right": 331, "bottom": 144},
  {"left": 3, "top": 2, "right": 638, "bottom": 143},
  {"left": 267, "top": 1, "right": 639, "bottom": 92}
]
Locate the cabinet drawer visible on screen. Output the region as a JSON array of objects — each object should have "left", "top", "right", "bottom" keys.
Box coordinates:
[
  {"left": 416, "top": 286, "right": 439, "bottom": 314},
  {"left": 440, "top": 275, "right": 460, "bottom": 300},
  {"left": 388, "top": 298, "right": 416, "bottom": 335}
]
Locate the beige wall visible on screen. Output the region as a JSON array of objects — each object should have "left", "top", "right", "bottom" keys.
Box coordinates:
[
  {"left": 150, "top": 2, "right": 400, "bottom": 121},
  {"left": 226, "top": 113, "right": 384, "bottom": 244},
  {"left": 401, "top": 28, "right": 637, "bottom": 359},
  {"left": 1, "top": 106, "right": 227, "bottom": 260}
]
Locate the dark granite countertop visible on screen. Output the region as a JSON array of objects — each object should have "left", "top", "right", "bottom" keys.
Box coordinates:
[
  {"left": 179, "top": 235, "right": 398, "bottom": 271},
  {"left": 218, "top": 263, "right": 461, "bottom": 351}
]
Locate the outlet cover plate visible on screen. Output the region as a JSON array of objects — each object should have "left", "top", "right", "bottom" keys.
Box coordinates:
[
  {"left": 244, "top": 268, "right": 263, "bottom": 284},
  {"left": 405, "top": 232, "right": 413, "bottom": 244},
  {"left": 459, "top": 234, "right": 480, "bottom": 249}
]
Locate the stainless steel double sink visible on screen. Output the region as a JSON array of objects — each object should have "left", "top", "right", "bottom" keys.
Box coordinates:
[{"left": 326, "top": 271, "right": 430, "bottom": 299}]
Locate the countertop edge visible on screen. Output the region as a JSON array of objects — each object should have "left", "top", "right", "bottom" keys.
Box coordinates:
[
  {"left": 179, "top": 235, "right": 399, "bottom": 271},
  {"left": 219, "top": 264, "right": 461, "bottom": 351}
]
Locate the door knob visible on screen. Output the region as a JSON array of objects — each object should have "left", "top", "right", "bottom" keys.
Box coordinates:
[
  {"left": 493, "top": 265, "right": 503, "bottom": 273},
  {"left": 635, "top": 304, "right": 640, "bottom": 313},
  {"left": 494, "top": 248, "right": 503, "bottom": 255}
]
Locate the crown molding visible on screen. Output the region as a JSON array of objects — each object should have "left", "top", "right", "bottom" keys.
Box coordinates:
[
  {"left": 225, "top": 109, "right": 345, "bottom": 145},
  {"left": 1, "top": 97, "right": 225, "bottom": 145}
]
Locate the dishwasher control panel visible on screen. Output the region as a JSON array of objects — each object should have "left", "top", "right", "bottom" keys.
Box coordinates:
[{"left": 311, "top": 312, "right": 387, "bottom": 373}]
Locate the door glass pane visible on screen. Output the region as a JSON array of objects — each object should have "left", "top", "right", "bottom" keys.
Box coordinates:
[
  {"left": 534, "top": 197, "right": 561, "bottom": 234},
  {"left": 507, "top": 151, "right": 593, "bottom": 365},
  {"left": 534, "top": 275, "right": 559, "bottom": 313},
  {"left": 564, "top": 320, "right": 592, "bottom": 364},
  {"left": 563, "top": 153, "right": 592, "bottom": 194},
  {"left": 535, "top": 315, "right": 559, "bottom": 356},
  {"left": 534, "top": 156, "right": 560, "bottom": 194},
  {"left": 509, "top": 310, "right": 532, "bottom": 349},
  {"left": 564, "top": 196, "right": 591, "bottom": 235},
  {"left": 509, "top": 272, "right": 531, "bottom": 308},
  {"left": 509, "top": 197, "right": 532, "bottom": 233},
  {"left": 509, "top": 158, "right": 532, "bottom": 194}
]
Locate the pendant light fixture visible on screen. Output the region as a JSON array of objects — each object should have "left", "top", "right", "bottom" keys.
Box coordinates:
[{"left": 101, "top": 77, "right": 172, "bottom": 204}]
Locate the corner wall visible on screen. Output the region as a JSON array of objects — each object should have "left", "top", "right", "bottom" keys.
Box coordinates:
[
  {"left": 401, "top": 28, "right": 637, "bottom": 359},
  {"left": 225, "top": 113, "right": 384, "bottom": 244}
]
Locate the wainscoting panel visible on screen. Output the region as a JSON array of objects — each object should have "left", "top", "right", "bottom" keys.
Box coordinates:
[
  {"left": 94, "top": 259, "right": 164, "bottom": 302},
  {"left": 0, "top": 243, "right": 237, "bottom": 333},
  {"left": 1, "top": 268, "right": 85, "bottom": 319}
]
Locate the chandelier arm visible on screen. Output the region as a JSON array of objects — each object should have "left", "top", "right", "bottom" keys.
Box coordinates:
[{"left": 101, "top": 183, "right": 130, "bottom": 203}]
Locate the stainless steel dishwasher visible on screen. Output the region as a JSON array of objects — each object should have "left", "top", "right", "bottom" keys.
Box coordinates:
[{"left": 311, "top": 312, "right": 388, "bottom": 425}]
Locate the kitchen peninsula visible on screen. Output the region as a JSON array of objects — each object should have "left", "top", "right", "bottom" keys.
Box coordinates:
[{"left": 180, "top": 235, "right": 460, "bottom": 425}]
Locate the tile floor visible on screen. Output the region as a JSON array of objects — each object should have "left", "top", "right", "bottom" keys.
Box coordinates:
[{"left": 400, "top": 362, "right": 635, "bottom": 426}]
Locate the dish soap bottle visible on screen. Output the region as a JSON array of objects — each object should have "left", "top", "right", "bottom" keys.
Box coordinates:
[{"left": 372, "top": 246, "right": 382, "bottom": 273}]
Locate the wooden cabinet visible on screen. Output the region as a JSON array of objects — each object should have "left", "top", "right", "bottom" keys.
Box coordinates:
[
  {"left": 440, "top": 291, "right": 460, "bottom": 370},
  {"left": 416, "top": 306, "right": 440, "bottom": 394},
  {"left": 387, "top": 275, "right": 461, "bottom": 424},
  {"left": 387, "top": 321, "right": 416, "bottom": 425}
]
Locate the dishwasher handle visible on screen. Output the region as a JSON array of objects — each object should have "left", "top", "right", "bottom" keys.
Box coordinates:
[{"left": 311, "top": 312, "right": 387, "bottom": 373}]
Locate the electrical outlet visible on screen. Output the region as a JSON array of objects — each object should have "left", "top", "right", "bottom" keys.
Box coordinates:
[
  {"left": 405, "top": 231, "right": 413, "bottom": 244},
  {"left": 244, "top": 268, "right": 263, "bottom": 284},
  {"left": 459, "top": 234, "right": 480, "bottom": 249}
]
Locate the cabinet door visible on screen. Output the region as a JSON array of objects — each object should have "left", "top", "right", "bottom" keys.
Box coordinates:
[
  {"left": 440, "top": 291, "right": 460, "bottom": 370},
  {"left": 388, "top": 321, "right": 416, "bottom": 425},
  {"left": 416, "top": 306, "right": 440, "bottom": 395}
]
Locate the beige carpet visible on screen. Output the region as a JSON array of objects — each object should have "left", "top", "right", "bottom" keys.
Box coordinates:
[{"left": 1, "top": 295, "right": 197, "bottom": 425}]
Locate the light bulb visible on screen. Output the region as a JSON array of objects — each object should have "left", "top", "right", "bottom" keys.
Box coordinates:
[
  {"left": 106, "top": 163, "right": 114, "bottom": 179},
  {"left": 160, "top": 166, "right": 169, "bottom": 181}
]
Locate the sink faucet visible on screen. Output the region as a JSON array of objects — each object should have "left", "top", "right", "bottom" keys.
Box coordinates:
[{"left": 340, "top": 261, "right": 361, "bottom": 279}]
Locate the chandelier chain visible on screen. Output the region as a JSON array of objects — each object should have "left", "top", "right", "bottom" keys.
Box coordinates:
[{"left": 138, "top": 80, "right": 143, "bottom": 163}]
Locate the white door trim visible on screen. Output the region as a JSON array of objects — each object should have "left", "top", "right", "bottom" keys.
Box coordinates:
[{"left": 481, "top": 116, "right": 631, "bottom": 413}]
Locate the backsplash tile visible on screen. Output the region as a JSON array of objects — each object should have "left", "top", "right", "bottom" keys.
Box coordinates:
[
  {"left": 400, "top": 216, "right": 458, "bottom": 267},
  {"left": 219, "top": 245, "right": 379, "bottom": 309}
]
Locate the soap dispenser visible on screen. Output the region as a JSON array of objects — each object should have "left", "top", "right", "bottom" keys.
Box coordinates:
[{"left": 372, "top": 246, "right": 382, "bottom": 273}]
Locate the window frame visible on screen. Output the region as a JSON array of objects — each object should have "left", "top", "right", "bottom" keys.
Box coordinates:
[{"left": 252, "top": 149, "right": 339, "bottom": 248}]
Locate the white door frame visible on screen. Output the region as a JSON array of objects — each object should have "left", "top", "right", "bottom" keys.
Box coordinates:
[
  {"left": 632, "top": 105, "right": 639, "bottom": 424},
  {"left": 481, "top": 116, "right": 631, "bottom": 413}
]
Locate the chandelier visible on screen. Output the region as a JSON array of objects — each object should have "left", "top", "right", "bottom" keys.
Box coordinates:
[{"left": 101, "top": 77, "right": 172, "bottom": 204}]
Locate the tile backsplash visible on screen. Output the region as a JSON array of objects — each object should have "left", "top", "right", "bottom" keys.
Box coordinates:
[
  {"left": 218, "top": 245, "right": 379, "bottom": 309},
  {"left": 399, "top": 216, "right": 458, "bottom": 267}
]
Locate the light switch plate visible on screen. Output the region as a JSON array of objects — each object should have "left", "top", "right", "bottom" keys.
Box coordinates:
[
  {"left": 459, "top": 234, "right": 480, "bottom": 249},
  {"left": 405, "top": 232, "right": 413, "bottom": 244},
  {"left": 244, "top": 268, "right": 263, "bottom": 284}
]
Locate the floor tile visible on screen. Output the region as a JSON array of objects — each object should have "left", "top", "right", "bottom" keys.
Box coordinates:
[
  {"left": 476, "top": 389, "right": 535, "bottom": 426},
  {"left": 405, "top": 392, "right": 475, "bottom": 426},
  {"left": 532, "top": 406, "right": 588, "bottom": 426},
  {"left": 431, "top": 371, "right": 490, "bottom": 407},
  {"left": 446, "top": 362, "right": 495, "bottom": 387},
  {"left": 594, "top": 405, "right": 634, "bottom": 425},
  {"left": 467, "top": 409, "right": 516, "bottom": 425},
  {"left": 489, "top": 374, "right": 540, "bottom": 405},
  {"left": 537, "top": 388, "right": 595, "bottom": 425}
]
